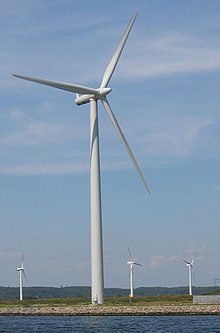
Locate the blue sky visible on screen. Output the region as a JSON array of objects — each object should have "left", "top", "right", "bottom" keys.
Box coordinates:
[{"left": 0, "top": 0, "right": 220, "bottom": 289}]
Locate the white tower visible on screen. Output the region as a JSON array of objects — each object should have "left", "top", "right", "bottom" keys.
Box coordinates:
[
  {"left": 127, "top": 247, "right": 141, "bottom": 301},
  {"left": 17, "top": 256, "right": 27, "bottom": 301},
  {"left": 184, "top": 258, "right": 195, "bottom": 296},
  {"left": 13, "top": 14, "right": 150, "bottom": 305}
]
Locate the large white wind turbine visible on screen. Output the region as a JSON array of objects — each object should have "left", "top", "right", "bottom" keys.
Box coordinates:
[
  {"left": 127, "top": 247, "right": 141, "bottom": 301},
  {"left": 13, "top": 14, "right": 150, "bottom": 305},
  {"left": 183, "top": 257, "right": 195, "bottom": 296},
  {"left": 16, "top": 256, "right": 27, "bottom": 301}
]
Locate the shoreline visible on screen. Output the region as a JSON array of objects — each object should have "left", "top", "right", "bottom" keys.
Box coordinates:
[{"left": 1, "top": 305, "right": 220, "bottom": 316}]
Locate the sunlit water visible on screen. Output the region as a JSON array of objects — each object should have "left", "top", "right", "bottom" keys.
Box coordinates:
[{"left": 0, "top": 315, "right": 220, "bottom": 332}]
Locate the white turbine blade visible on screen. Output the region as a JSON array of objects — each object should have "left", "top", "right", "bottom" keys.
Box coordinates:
[
  {"left": 23, "top": 270, "right": 28, "bottom": 283},
  {"left": 191, "top": 254, "right": 196, "bottom": 265},
  {"left": 193, "top": 270, "right": 196, "bottom": 283},
  {"left": 13, "top": 74, "right": 98, "bottom": 95},
  {"left": 102, "top": 98, "right": 150, "bottom": 194},
  {"left": 100, "top": 13, "right": 137, "bottom": 88}
]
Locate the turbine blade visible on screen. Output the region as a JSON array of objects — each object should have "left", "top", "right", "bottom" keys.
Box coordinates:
[
  {"left": 191, "top": 253, "right": 196, "bottom": 265},
  {"left": 22, "top": 255, "right": 24, "bottom": 269},
  {"left": 23, "top": 270, "right": 28, "bottom": 283},
  {"left": 193, "top": 270, "right": 196, "bottom": 283},
  {"left": 100, "top": 13, "right": 137, "bottom": 88},
  {"left": 13, "top": 74, "right": 98, "bottom": 95},
  {"left": 127, "top": 246, "right": 132, "bottom": 259},
  {"left": 102, "top": 98, "right": 150, "bottom": 194},
  {"left": 183, "top": 259, "right": 190, "bottom": 264},
  {"left": 134, "top": 262, "right": 142, "bottom": 266}
]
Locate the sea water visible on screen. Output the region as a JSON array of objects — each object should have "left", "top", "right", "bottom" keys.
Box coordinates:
[{"left": 0, "top": 315, "right": 220, "bottom": 332}]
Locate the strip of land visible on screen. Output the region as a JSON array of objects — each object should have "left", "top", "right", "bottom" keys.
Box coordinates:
[{"left": 1, "top": 305, "right": 220, "bottom": 316}]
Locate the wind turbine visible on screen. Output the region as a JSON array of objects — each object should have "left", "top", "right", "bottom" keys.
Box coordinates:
[
  {"left": 13, "top": 14, "right": 150, "bottom": 305},
  {"left": 127, "top": 247, "right": 141, "bottom": 301},
  {"left": 183, "top": 257, "right": 195, "bottom": 296},
  {"left": 16, "top": 255, "right": 27, "bottom": 301}
]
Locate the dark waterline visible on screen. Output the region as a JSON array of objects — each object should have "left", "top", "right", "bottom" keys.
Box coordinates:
[{"left": 0, "top": 315, "right": 220, "bottom": 332}]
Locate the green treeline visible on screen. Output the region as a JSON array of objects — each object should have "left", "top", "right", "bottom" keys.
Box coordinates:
[{"left": 0, "top": 286, "right": 219, "bottom": 300}]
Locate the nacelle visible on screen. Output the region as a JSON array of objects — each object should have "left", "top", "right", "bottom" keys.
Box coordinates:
[
  {"left": 75, "top": 94, "right": 95, "bottom": 106},
  {"left": 75, "top": 88, "right": 112, "bottom": 106}
]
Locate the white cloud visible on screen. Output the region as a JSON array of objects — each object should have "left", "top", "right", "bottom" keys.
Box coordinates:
[
  {"left": 0, "top": 251, "right": 21, "bottom": 258},
  {"left": 146, "top": 245, "right": 207, "bottom": 272},
  {"left": 0, "top": 251, "right": 22, "bottom": 259},
  {"left": 0, "top": 104, "right": 86, "bottom": 143},
  {"left": 0, "top": 161, "right": 88, "bottom": 176},
  {"left": 185, "top": 244, "right": 207, "bottom": 256},
  {"left": 119, "top": 33, "right": 220, "bottom": 79},
  {"left": 1, "top": 121, "right": 64, "bottom": 147},
  {"left": 0, "top": 110, "right": 214, "bottom": 175},
  {"left": 147, "top": 255, "right": 181, "bottom": 270},
  {"left": 137, "top": 114, "right": 213, "bottom": 161}
]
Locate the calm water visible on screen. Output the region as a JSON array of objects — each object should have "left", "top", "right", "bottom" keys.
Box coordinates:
[{"left": 0, "top": 315, "right": 220, "bottom": 332}]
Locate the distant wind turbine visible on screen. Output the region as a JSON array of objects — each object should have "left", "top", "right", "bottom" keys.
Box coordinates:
[
  {"left": 127, "top": 247, "right": 141, "bottom": 301},
  {"left": 17, "top": 255, "right": 27, "bottom": 301},
  {"left": 13, "top": 14, "right": 150, "bottom": 305},
  {"left": 183, "top": 257, "right": 195, "bottom": 296}
]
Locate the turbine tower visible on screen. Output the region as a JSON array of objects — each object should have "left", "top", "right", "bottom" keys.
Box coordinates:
[
  {"left": 16, "top": 256, "right": 27, "bottom": 301},
  {"left": 184, "top": 258, "right": 195, "bottom": 296},
  {"left": 13, "top": 14, "right": 150, "bottom": 305},
  {"left": 127, "top": 247, "right": 141, "bottom": 301}
]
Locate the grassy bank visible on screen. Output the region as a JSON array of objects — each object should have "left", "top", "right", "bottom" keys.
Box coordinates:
[{"left": 0, "top": 295, "right": 192, "bottom": 308}]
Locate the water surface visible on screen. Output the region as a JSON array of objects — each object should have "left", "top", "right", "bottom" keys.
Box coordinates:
[{"left": 0, "top": 315, "right": 220, "bottom": 332}]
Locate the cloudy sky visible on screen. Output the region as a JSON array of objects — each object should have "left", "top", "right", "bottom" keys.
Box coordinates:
[{"left": 0, "top": 0, "right": 220, "bottom": 290}]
